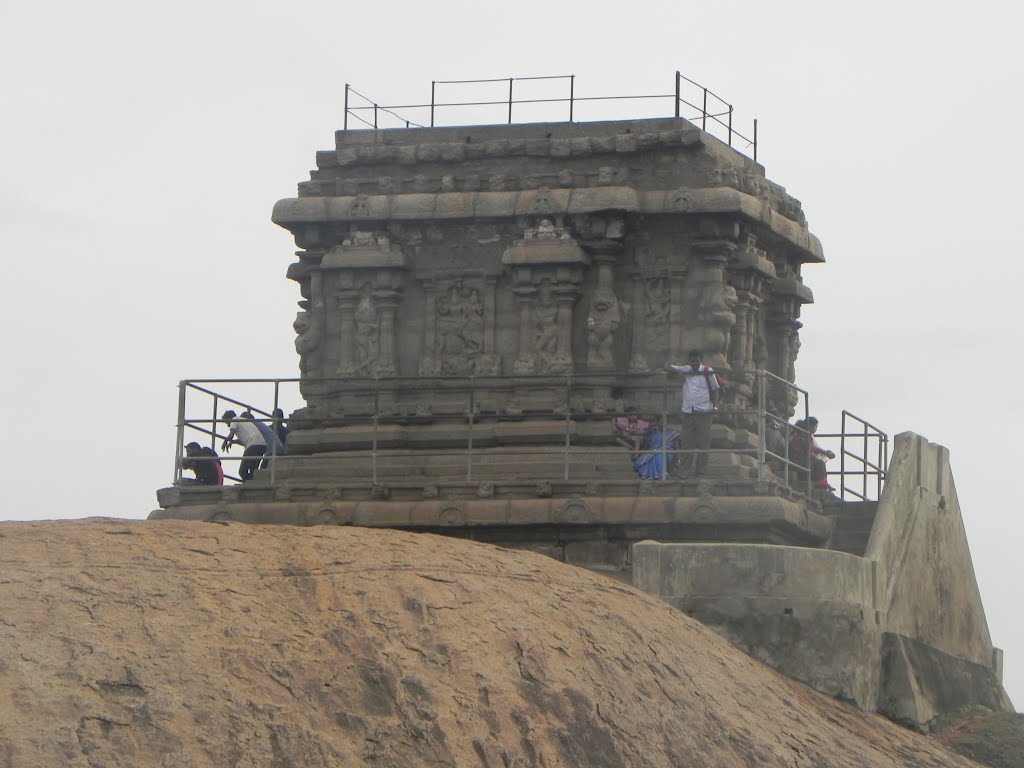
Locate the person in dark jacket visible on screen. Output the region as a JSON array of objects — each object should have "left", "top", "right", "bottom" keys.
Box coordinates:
[
  {"left": 272, "top": 408, "right": 289, "bottom": 446},
  {"left": 181, "top": 442, "right": 224, "bottom": 485}
]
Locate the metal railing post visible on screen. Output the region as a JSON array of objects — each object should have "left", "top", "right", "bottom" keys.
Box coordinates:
[
  {"left": 569, "top": 74, "right": 575, "bottom": 122},
  {"left": 343, "top": 84, "right": 349, "bottom": 130},
  {"left": 841, "top": 411, "right": 847, "bottom": 500},
  {"left": 728, "top": 104, "right": 733, "bottom": 147},
  {"left": 880, "top": 435, "right": 888, "bottom": 499},
  {"left": 270, "top": 380, "right": 280, "bottom": 487},
  {"left": 211, "top": 393, "right": 219, "bottom": 452},
  {"left": 372, "top": 387, "right": 379, "bottom": 486},
  {"left": 373, "top": 103, "right": 378, "bottom": 129},
  {"left": 430, "top": 81, "right": 436, "bottom": 127},
  {"left": 563, "top": 373, "right": 572, "bottom": 481},
  {"left": 174, "top": 381, "right": 187, "bottom": 484},
  {"left": 756, "top": 371, "right": 766, "bottom": 482},
  {"left": 466, "top": 379, "right": 475, "bottom": 482},
  {"left": 508, "top": 78, "right": 513, "bottom": 124},
  {"left": 753, "top": 118, "right": 758, "bottom": 162},
  {"left": 702, "top": 88, "right": 708, "bottom": 130},
  {"left": 661, "top": 373, "right": 670, "bottom": 480},
  {"left": 862, "top": 421, "right": 869, "bottom": 502},
  {"left": 674, "top": 71, "right": 680, "bottom": 118},
  {"left": 805, "top": 394, "right": 812, "bottom": 497}
]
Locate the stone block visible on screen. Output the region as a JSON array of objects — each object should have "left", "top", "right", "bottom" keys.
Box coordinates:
[
  {"left": 549, "top": 140, "right": 572, "bottom": 157},
  {"left": 417, "top": 143, "right": 440, "bottom": 162},
  {"left": 569, "top": 137, "right": 592, "bottom": 155},
  {"left": 878, "top": 633, "right": 1015, "bottom": 727},
  {"left": 564, "top": 540, "right": 629, "bottom": 571},
  {"left": 525, "top": 138, "right": 549, "bottom": 156},
  {"left": 353, "top": 501, "right": 412, "bottom": 527},
  {"left": 440, "top": 143, "right": 466, "bottom": 162},
  {"left": 335, "top": 148, "right": 359, "bottom": 167},
  {"left": 396, "top": 145, "right": 418, "bottom": 164},
  {"left": 614, "top": 134, "right": 638, "bottom": 153}
]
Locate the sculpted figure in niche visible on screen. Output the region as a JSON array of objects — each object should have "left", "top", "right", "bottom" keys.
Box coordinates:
[
  {"left": 700, "top": 281, "right": 738, "bottom": 366},
  {"left": 437, "top": 278, "right": 484, "bottom": 375},
  {"left": 293, "top": 309, "right": 321, "bottom": 378},
  {"left": 643, "top": 277, "right": 671, "bottom": 359},
  {"left": 534, "top": 280, "right": 560, "bottom": 368},
  {"left": 587, "top": 289, "right": 624, "bottom": 369},
  {"left": 353, "top": 282, "right": 379, "bottom": 375}
]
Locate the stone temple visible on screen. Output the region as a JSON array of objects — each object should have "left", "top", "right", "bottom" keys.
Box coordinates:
[{"left": 154, "top": 103, "right": 1012, "bottom": 728}]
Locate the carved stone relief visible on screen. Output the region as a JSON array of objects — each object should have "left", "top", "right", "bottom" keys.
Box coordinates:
[
  {"left": 586, "top": 289, "right": 623, "bottom": 369},
  {"left": 352, "top": 283, "right": 380, "bottom": 375},
  {"left": 585, "top": 252, "right": 627, "bottom": 371},
  {"left": 503, "top": 221, "right": 588, "bottom": 375},
  {"left": 436, "top": 278, "right": 484, "bottom": 375},
  {"left": 701, "top": 281, "right": 738, "bottom": 367},
  {"left": 293, "top": 309, "right": 321, "bottom": 379},
  {"left": 643, "top": 276, "right": 671, "bottom": 357},
  {"left": 418, "top": 272, "right": 501, "bottom": 377}
]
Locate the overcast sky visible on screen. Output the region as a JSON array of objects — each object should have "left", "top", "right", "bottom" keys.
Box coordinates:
[{"left": 2, "top": 0, "right": 1021, "bottom": 706}]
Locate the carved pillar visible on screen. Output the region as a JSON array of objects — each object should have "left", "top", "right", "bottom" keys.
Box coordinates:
[
  {"left": 765, "top": 257, "right": 813, "bottom": 417},
  {"left": 690, "top": 221, "right": 739, "bottom": 369},
  {"left": 418, "top": 277, "right": 439, "bottom": 375},
  {"left": 335, "top": 282, "right": 357, "bottom": 376},
  {"left": 629, "top": 241, "right": 673, "bottom": 373},
  {"left": 479, "top": 275, "right": 501, "bottom": 375},
  {"left": 628, "top": 268, "right": 648, "bottom": 372},
  {"left": 554, "top": 287, "right": 576, "bottom": 371},
  {"left": 728, "top": 234, "right": 777, "bottom": 401},
  {"left": 374, "top": 283, "right": 401, "bottom": 377},
  {"left": 512, "top": 284, "right": 536, "bottom": 374}
]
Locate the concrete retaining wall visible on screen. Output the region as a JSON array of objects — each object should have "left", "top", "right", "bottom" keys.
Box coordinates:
[
  {"left": 633, "top": 432, "right": 1013, "bottom": 726},
  {"left": 634, "top": 541, "right": 881, "bottom": 708}
]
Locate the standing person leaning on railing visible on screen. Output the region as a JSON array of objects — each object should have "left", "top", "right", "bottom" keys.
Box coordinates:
[
  {"left": 240, "top": 411, "right": 285, "bottom": 469},
  {"left": 666, "top": 350, "right": 721, "bottom": 477},
  {"left": 221, "top": 410, "right": 267, "bottom": 482}
]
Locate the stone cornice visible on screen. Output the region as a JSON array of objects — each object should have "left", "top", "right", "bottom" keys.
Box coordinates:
[{"left": 273, "top": 186, "right": 824, "bottom": 262}]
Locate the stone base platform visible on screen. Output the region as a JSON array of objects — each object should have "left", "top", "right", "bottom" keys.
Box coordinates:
[{"left": 152, "top": 481, "right": 832, "bottom": 576}]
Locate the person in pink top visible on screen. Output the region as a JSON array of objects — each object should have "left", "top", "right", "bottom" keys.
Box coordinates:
[{"left": 789, "top": 417, "right": 834, "bottom": 490}]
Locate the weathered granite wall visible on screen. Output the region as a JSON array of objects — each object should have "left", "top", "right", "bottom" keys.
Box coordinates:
[
  {"left": 272, "top": 118, "right": 820, "bottom": 441},
  {"left": 631, "top": 432, "right": 1013, "bottom": 727}
]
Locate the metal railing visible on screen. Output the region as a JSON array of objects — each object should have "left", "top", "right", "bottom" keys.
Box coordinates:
[
  {"left": 818, "top": 412, "right": 888, "bottom": 501},
  {"left": 171, "top": 371, "right": 883, "bottom": 500},
  {"left": 342, "top": 71, "right": 758, "bottom": 161}
]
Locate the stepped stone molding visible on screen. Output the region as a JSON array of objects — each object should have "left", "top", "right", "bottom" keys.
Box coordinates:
[{"left": 273, "top": 187, "right": 823, "bottom": 262}]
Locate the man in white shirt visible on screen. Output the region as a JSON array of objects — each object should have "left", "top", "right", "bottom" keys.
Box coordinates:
[
  {"left": 666, "top": 350, "right": 721, "bottom": 476},
  {"left": 220, "top": 409, "right": 267, "bottom": 481}
]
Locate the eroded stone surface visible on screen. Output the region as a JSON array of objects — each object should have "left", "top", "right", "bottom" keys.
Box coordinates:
[{"left": 0, "top": 518, "right": 980, "bottom": 767}]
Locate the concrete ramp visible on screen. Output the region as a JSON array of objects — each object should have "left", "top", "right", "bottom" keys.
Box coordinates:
[{"left": 867, "top": 433, "right": 1013, "bottom": 723}]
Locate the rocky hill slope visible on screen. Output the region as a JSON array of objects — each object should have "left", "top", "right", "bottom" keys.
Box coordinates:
[{"left": 0, "top": 519, "right": 986, "bottom": 767}]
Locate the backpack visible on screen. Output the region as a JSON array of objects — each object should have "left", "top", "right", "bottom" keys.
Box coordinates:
[{"left": 701, "top": 367, "right": 727, "bottom": 393}]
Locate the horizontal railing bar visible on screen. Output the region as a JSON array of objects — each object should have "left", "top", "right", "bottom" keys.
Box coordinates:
[
  {"left": 676, "top": 74, "right": 730, "bottom": 105},
  {"left": 433, "top": 75, "right": 573, "bottom": 85},
  {"left": 349, "top": 93, "right": 677, "bottom": 113}
]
